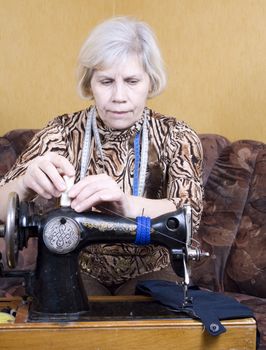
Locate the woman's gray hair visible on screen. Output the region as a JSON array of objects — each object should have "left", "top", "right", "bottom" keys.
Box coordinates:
[{"left": 77, "top": 17, "right": 166, "bottom": 99}]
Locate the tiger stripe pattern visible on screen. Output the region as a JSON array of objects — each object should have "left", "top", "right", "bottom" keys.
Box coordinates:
[{"left": 0, "top": 107, "right": 203, "bottom": 286}]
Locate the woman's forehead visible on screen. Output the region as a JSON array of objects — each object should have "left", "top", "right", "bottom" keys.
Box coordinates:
[{"left": 95, "top": 53, "right": 146, "bottom": 76}]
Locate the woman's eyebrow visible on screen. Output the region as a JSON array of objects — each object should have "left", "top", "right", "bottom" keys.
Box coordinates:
[
  {"left": 95, "top": 73, "right": 142, "bottom": 80},
  {"left": 96, "top": 74, "right": 114, "bottom": 79},
  {"left": 124, "top": 74, "right": 140, "bottom": 79}
]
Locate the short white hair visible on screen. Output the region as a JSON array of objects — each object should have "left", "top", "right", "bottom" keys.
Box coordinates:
[{"left": 77, "top": 16, "right": 167, "bottom": 99}]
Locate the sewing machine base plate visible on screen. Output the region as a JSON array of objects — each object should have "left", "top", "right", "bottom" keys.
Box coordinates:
[
  {"left": 29, "top": 296, "right": 189, "bottom": 322},
  {"left": 0, "top": 296, "right": 256, "bottom": 350}
]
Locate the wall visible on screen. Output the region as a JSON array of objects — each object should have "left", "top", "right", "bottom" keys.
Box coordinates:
[{"left": 0, "top": 0, "right": 265, "bottom": 142}]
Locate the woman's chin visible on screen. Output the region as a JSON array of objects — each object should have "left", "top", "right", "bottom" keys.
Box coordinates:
[{"left": 104, "top": 119, "right": 136, "bottom": 130}]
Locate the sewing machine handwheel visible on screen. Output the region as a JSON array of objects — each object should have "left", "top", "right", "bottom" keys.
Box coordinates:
[{"left": 5, "top": 192, "right": 19, "bottom": 268}]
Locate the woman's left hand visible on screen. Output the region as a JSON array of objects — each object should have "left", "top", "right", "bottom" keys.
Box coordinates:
[{"left": 68, "top": 174, "right": 129, "bottom": 215}]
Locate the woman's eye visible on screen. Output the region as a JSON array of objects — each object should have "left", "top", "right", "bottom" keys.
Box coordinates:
[
  {"left": 100, "top": 80, "right": 113, "bottom": 86},
  {"left": 126, "top": 79, "right": 139, "bottom": 85}
]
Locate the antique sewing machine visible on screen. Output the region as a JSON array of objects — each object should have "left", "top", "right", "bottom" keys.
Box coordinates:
[{"left": 0, "top": 191, "right": 208, "bottom": 322}]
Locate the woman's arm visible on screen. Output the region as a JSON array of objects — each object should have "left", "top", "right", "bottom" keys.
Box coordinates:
[
  {"left": 68, "top": 173, "right": 176, "bottom": 218},
  {"left": 0, "top": 153, "right": 75, "bottom": 222},
  {"left": 0, "top": 117, "right": 73, "bottom": 222},
  {"left": 124, "top": 195, "right": 176, "bottom": 218},
  {"left": 0, "top": 176, "right": 29, "bottom": 222}
]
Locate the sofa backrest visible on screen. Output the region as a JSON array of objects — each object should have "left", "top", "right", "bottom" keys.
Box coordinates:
[
  {"left": 193, "top": 136, "right": 266, "bottom": 299},
  {"left": 0, "top": 129, "right": 38, "bottom": 178}
]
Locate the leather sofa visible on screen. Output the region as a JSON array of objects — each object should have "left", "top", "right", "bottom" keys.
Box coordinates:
[{"left": 0, "top": 129, "right": 265, "bottom": 349}]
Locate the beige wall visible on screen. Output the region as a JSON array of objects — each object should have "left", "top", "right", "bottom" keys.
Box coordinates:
[{"left": 0, "top": 0, "right": 265, "bottom": 142}]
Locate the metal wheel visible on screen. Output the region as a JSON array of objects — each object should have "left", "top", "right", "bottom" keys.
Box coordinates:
[{"left": 5, "top": 192, "right": 19, "bottom": 268}]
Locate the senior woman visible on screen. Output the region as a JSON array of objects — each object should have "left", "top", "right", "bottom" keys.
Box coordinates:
[{"left": 0, "top": 17, "right": 203, "bottom": 295}]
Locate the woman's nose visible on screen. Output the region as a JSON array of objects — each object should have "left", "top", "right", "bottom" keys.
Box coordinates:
[{"left": 112, "top": 82, "right": 127, "bottom": 103}]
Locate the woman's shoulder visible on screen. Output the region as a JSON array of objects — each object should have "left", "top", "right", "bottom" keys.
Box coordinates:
[
  {"left": 48, "top": 108, "right": 88, "bottom": 130},
  {"left": 149, "top": 108, "right": 199, "bottom": 140},
  {"left": 149, "top": 109, "right": 202, "bottom": 159}
]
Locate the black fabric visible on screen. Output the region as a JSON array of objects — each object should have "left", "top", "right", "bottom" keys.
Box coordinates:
[{"left": 135, "top": 280, "right": 254, "bottom": 336}]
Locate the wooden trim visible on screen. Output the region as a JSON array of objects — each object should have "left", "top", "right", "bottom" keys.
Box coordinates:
[{"left": 0, "top": 297, "right": 257, "bottom": 350}]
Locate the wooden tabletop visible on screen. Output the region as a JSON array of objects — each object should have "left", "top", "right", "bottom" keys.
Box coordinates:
[{"left": 0, "top": 296, "right": 257, "bottom": 350}]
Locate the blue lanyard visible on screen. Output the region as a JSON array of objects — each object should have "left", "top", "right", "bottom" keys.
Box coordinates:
[{"left": 133, "top": 132, "right": 140, "bottom": 196}]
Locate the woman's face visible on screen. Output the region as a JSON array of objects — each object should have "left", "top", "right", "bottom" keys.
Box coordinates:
[{"left": 90, "top": 54, "right": 151, "bottom": 129}]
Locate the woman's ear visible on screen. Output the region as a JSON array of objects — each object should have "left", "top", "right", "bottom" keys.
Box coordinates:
[
  {"left": 147, "top": 81, "right": 154, "bottom": 99},
  {"left": 147, "top": 78, "right": 152, "bottom": 96}
]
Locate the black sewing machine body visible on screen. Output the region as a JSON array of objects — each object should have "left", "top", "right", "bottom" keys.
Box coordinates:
[{"left": 0, "top": 193, "right": 207, "bottom": 321}]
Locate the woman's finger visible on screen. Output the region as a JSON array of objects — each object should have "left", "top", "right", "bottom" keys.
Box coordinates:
[
  {"left": 23, "top": 153, "right": 76, "bottom": 199},
  {"left": 35, "top": 167, "right": 60, "bottom": 193},
  {"left": 68, "top": 174, "right": 110, "bottom": 198},
  {"left": 23, "top": 174, "right": 53, "bottom": 199},
  {"left": 47, "top": 153, "right": 75, "bottom": 178},
  {"left": 70, "top": 177, "right": 115, "bottom": 203},
  {"left": 39, "top": 160, "right": 66, "bottom": 192},
  {"left": 72, "top": 188, "right": 122, "bottom": 212}
]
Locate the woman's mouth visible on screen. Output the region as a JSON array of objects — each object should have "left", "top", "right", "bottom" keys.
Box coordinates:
[{"left": 109, "top": 110, "right": 129, "bottom": 115}]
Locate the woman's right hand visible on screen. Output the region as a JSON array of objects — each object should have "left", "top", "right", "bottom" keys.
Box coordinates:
[{"left": 21, "top": 152, "right": 75, "bottom": 199}]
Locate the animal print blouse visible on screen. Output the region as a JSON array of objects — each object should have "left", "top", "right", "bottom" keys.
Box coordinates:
[{"left": 0, "top": 107, "right": 203, "bottom": 286}]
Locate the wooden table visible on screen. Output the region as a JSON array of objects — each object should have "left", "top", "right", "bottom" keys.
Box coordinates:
[{"left": 0, "top": 296, "right": 257, "bottom": 350}]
